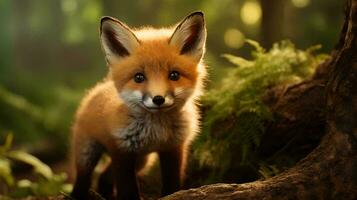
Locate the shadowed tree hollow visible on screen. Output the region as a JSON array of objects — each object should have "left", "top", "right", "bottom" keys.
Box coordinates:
[{"left": 162, "top": 0, "right": 357, "bottom": 199}]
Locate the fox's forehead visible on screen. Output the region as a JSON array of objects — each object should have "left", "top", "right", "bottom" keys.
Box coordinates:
[
  {"left": 131, "top": 27, "right": 183, "bottom": 61},
  {"left": 133, "top": 41, "right": 180, "bottom": 64},
  {"left": 136, "top": 43, "right": 197, "bottom": 77},
  {"left": 133, "top": 27, "right": 174, "bottom": 41}
]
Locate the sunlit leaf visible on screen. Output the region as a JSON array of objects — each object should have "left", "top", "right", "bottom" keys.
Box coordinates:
[
  {"left": 222, "top": 54, "right": 253, "bottom": 67},
  {"left": 17, "top": 179, "right": 33, "bottom": 188},
  {"left": 306, "top": 44, "right": 322, "bottom": 53},
  {"left": 0, "top": 158, "right": 14, "bottom": 186},
  {"left": 246, "top": 39, "right": 265, "bottom": 53},
  {"left": 61, "top": 183, "right": 73, "bottom": 194},
  {"left": 4, "top": 133, "right": 13, "bottom": 151},
  {"left": 11, "top": 179, "right": 34, "bottom": 198},
  {"left": 0, "top": 134, "right": 13, "bottom": 155},
  {"left": 7, "top": 150, "right": 53, "bottom": 179},
  {"left": 0, "top": 85, "right": 43, "bottom": 121}
]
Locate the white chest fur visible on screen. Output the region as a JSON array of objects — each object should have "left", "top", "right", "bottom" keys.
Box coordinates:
[{"left": 112, "top": 112, "right": 188, "bottom": 152}]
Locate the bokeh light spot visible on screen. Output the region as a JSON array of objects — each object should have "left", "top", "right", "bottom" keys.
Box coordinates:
[
  {"left": 240, "top": 1, "right": 262, "bottom": 25},
  {"left": 82, "top": 1, "right": 102, "bottom": 23},
  {"left": 61, "top": 0, "right": 77, "bottom": 13},
  {"left": 224, "top": 28, "right": 245, "bottom": 49},
  {"left": 291, "top": 0, "right": 310, "bottom": 8}
]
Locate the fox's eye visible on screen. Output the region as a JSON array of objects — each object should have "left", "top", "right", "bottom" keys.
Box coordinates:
[
  {"left": 134, "top": 73, "right": 145, "bottom": 83},
  {"left": 169, "top": 71, "right": 180, "bottom": 81}
]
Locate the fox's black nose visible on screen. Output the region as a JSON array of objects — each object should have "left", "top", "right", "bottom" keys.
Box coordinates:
[{"left": 152, "top": 95, "right": 165, "bottom": 106}]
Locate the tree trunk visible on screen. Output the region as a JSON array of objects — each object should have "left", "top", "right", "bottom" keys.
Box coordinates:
[
  {"left": 162, "top": 0, "right": 357, "bottom": 199},
  {"left": 260, "top": 0, "right": 285, "bottom": 48},
  {"left": 258, "top": 0, "right": 349, "bottom": 158}
]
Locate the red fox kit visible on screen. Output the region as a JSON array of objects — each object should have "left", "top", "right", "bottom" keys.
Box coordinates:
[{"left": 70, "top": 12, "right": 207, "bottom": 200}]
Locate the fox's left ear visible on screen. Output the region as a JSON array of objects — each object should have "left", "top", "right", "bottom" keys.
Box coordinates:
[
  {"left": 169, "top": 12, "right": 207, "bottom": 62},
  {"left": 100, "top": 16, "right": 140, "bottom": 65}
]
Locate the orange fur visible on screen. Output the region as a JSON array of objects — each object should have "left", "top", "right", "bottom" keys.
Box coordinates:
[{"left": 71, "top": 12, "right": 207, "bottom": 200}]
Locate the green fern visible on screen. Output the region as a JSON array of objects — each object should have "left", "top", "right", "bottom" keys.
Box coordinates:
[
  {"left": 193, "top": 40, "right": 328, "bottom": 182},
  {"left": 0, "top": 134, "right": 72, "bottom": 198}
]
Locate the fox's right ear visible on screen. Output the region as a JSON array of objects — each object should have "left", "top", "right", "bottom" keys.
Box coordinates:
[
  {"left": 100, "top": 17, "right": 140, "bottom": 65},
  {"left": 169, "top": 12, "right": 206, "bottom": 62}
]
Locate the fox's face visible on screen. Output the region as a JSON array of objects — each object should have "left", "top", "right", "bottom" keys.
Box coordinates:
[{"left": 99, "top": 12, "right": 206, "bottom": 112}]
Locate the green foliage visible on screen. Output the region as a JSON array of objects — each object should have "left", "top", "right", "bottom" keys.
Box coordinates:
[
  {"left": 0, "top": 85, "right": 43, "bottom": 122},
  {"left": 0, "top": 134, "right": 72, "bottom": 198},
  {"left": 194, "top": 40, "right": 328, "bottom": 183},
  {"left": 0, "top": 79, "right": 82, "bottom": 156}
]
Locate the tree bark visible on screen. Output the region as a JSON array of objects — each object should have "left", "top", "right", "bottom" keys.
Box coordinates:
[
  {"left": 162, "top": 0, "right": 357, "bottom": 199},
  {"left": 260, "top": 0, "right": 285, "bottom": 48}
]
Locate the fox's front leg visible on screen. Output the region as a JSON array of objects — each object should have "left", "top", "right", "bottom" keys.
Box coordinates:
[
  {"left": 159, "top": 145, "right": 186, "bottom": 196},
  {"left": 111, "top": 152, "right": 141, "bottom": 200},
  {"left": 98, "top": 163, "right": 115, "bottom": 200},
  {"left": 71, "top": 138, "right": 103, "bottom": 200}
]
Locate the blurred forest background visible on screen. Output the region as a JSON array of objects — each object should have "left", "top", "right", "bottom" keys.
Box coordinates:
[{"left": 0, "top": 0, "right": 345, "bottom": 198}]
